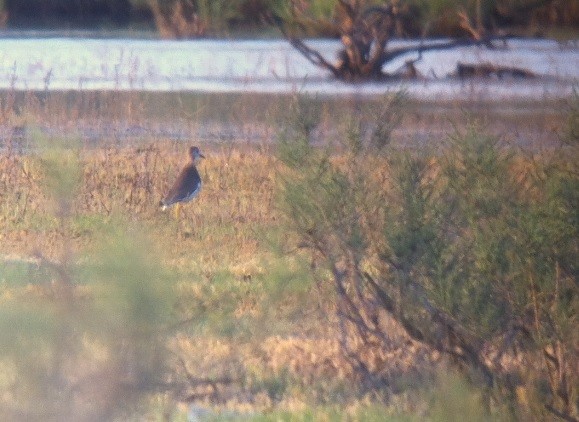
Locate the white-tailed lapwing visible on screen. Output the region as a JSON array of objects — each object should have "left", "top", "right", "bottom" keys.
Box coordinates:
[{"left": 160, "top": 146, "right": 204, "bottom": 219}]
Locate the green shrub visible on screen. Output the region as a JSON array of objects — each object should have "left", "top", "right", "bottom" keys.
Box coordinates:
[{"left": 276, "top": 96, "right": 578, "bottom": 419}]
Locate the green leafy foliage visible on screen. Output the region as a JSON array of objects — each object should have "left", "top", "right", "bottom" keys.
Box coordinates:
[
  {"left": 2, "top": 0, "right": 578, "bottom": 37},
  {"left": 276, "top": 95, "right": 578, "bottom": 419},
  {"left": 432, "top": 130, "right": 517, "bottom": 337}
]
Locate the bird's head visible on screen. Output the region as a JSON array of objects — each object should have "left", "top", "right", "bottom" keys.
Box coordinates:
[{"left": 189, "top": 146, "right": 205, "bottom": 161}]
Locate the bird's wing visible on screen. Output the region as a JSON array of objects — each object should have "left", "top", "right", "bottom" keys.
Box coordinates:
[{"left": 162, "top": 165, "right": 202, "bottom": 206}]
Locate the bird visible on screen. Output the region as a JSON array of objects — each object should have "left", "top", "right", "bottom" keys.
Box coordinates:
[{"left": 160, "top": 146, "right": 205, "bottom": 219}]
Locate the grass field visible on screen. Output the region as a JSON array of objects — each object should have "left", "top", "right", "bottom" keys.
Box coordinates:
[{"left": 0, "top": 90, "right": 576, "bottom": 421}]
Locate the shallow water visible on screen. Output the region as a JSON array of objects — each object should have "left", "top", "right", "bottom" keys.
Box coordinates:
[
  {"left": 0, "top": 37, "right": 575, "bottom": 150},
  {"left": 0, "top": 37, "right": 576, "bottom": 100}
]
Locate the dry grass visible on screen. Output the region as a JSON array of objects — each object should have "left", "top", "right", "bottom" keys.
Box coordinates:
[
  {"left": 0, "top": 142, "right": 572, "bottom": 418},
  {"left": 0, "top": 89, "right": 575, "bottom": 419},
  {"left": 0, "top": 138, "right": 444, "bottom": 419},
  {"left": 0, "top": 143, "right": 276, "bottom": 250}
]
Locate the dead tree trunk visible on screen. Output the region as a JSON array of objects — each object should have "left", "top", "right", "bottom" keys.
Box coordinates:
[
  {"left": 334, "top": 3, "right": 397, "bottom": 79},
  {"left": 272, "top": 1, "right": 398, "bottom": 81},
  {"left": 269, "top": 0, "right": 510, "bottom": 82}
]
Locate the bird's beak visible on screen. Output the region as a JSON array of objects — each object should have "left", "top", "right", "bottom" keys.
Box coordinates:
[{"left": 199, "top": 153, "right": 205, "bottom": 159}]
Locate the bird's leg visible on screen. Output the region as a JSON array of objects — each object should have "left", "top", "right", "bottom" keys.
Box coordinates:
[{"left": 174, "top": 203, "right": 181, "bottom": 220}]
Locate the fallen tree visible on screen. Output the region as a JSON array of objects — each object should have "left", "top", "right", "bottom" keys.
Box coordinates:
[{"left": 268, "top": 0, "right": 532, "bottom": 81}]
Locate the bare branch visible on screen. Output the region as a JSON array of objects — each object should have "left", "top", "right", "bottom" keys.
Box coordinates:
[
  {"left": 458, "top": 9, "right": 484, "bottom": 41},
  {"left": 287, "top": 35, "right": 342, "bottom": 78},
  {"left": 363, "top": 270, "right": 495, "bottom": 387}
]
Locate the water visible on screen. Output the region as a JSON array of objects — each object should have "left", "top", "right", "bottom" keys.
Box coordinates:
[
  {"left": 0, "top": 37, "right": 575, "bottom": 149},
  {"left": 0, "top": 37, "right": 576, "bottom": 100}
]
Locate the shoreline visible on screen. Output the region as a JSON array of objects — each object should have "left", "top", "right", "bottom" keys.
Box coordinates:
[{"left": 0, "top": 89, "right": 570, "bottom": 152}]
